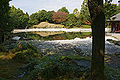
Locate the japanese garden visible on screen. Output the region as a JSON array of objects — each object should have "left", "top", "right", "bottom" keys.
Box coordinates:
[{"left": 0, "top": 0, "right": 120, "bottom": 80}]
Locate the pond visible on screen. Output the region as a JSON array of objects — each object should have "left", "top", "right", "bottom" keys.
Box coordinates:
[{"left": 11, "top": 32, "right": 91, "bottom": 41}]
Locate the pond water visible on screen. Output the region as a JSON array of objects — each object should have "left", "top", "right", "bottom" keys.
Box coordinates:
[{"left": 12, "top": 32, "right": 91, "bottom": 41}]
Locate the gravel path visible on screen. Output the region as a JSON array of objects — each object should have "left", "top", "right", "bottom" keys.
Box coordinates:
[
  {"left": 25, "top": 38, "right": 120, "bottom": 69},
  {"left": 18, "top": 36, "right": 120, "bottom": 69},
  {"left": 24, "top": 36, "right": 120, "bottom": 56}
]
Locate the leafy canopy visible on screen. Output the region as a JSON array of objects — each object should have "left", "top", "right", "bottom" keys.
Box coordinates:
[
  {"left": 9, "top": 6, "right": 29, "bottom": 29},
  {"left": 58, "top": 7, "right": 69, "bottom": 14}
]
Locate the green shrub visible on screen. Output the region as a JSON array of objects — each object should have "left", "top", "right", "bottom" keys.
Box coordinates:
[
  {"left": 23, "top": 55, "right": 90, "bottom": 80},
  {"left": 0, "top": 45, "right": 6, "bottom": 52},
  {"left": 0, "top": 77, "right": 8, "bottom": 80},
  {"left": 105, "top": 65, "right": 120, "bottom": 80},
  {"left": 20, "top": 55, "right": 120, "bottom": 80},
  {"left": 0, "top": 42, "right": 42, "bottom": 62},
  {"left": 13, "top": 43, "right": 42, "bottom": 62}
]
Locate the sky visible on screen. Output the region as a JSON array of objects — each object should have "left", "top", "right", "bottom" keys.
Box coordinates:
[{"left": 10, "top": 0, "right": 118, "bottom": 15}]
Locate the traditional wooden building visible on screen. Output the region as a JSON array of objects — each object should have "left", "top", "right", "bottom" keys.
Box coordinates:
[{"left": 107, "top": 13, "right": 120, "bottom": 33}]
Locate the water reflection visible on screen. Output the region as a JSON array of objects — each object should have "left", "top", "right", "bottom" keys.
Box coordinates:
[{"left": 12, "top": 32, "right": 91, "bottom": 40}]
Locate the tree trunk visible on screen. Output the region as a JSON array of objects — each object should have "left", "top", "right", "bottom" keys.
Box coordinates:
[{"left": 88, "top": 0, "right": 105, "bottom": 80}]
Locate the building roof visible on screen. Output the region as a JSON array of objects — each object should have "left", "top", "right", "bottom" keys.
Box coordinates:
[{"left": 107, "top": 13, "right": 120, "bottom": 22}]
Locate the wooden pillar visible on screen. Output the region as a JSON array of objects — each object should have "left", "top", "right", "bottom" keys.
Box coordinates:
[
  {"left": 118, "top": 24, "right": 119, "bottom": 31},
  {"left": 111, "top": 22, "right": 113, "bottom": 32}
]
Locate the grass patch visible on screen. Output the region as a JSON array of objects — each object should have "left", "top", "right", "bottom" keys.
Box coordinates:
[{"left": 81, "top": 25, "right": 91, "bottom": 28}]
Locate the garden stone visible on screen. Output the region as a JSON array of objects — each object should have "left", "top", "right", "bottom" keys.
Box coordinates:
[
  {"left": 12, "top": 36, "right": 21, "bottom": 41},
  {"left": 115, "top": 41, "right": 120, "bottom": 46},
  {"left": 74, "top": 47, "right": 83, "bottom": 55}
]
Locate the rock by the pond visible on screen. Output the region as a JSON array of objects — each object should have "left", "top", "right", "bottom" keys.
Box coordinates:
[
  {"left": 74, "top": 47, "right": 83, "bottom": 55},
  {"left": 12, "top": 36, "right": 21, "bottom": 40},
  {"left": 107, "top": 39, "right": 120, "bottom": 46},
  {"left": 106, "top": 39, "right": 113, "bottom": 41},
  {"left": 114, "top": 52, "right": 120, "bottom": 58},
  {"left": 115, "top": 41, "right": 120, "bottom": 46},
  {"left": 106, "top": 39, "right": 115, "bottom": 43}
]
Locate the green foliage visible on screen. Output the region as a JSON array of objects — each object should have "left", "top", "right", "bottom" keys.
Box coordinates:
[
  {"left": 28, "top": 10, "right": 54, "bottom": 27},
  {"left": 46, "top": 11, "right": 55, "bottom": 23},
  {"left": 116, "top": 4, "right": 120, "bottom": 14},
  {"left": 0, "top": 0, "right": 10, "bottom": 32},
  {"left": 73, "top": 8, "right": 80, "bottom": 18},
  {"left": 80, "top": 0, "right": 91, "bottom": 25},
  {"left": 37, "top": 10, "right": 48, "bottom": 22},
  {"left": 13, "top": 43, "right": 42, "bottom": 62},
  {"left": 104, "top": 1, "right": 117, "bottom": 21},
  {"left": 26, "top": 33, "right": 41, "bottom": 40},
  {"left": 21, "top": 55, "right": 120, "bottom": 80},
  {"left": 8, "top": 6, "right": 29, "bottom": 29},
  {"left": 0, "top": 0, "right": 11, "bottom": 43},
  {"left": 64, "top": 14, "right": 81, "bottom": 27},
  {"left": 0, "top": 42, "right": 42, "bottom": 62},
  {"left": 64, "top": 14, "right": 77, "bottom": 27},
  {"left": 58, "top": 7, "right": 69, "bottom": 14},
  {"left": 0, "top": 44, "right": 6, "bottom": 52},
  {"left": 24, "top": 55, "right": 90, "bottom": 80},
  {"left": 105, "top": 65, "right": 120, "bottom": 80},
  {"left": 80, "top": 0, "right": 118, "bottom": 26},
  {"left": 28, "top": 19, "right": 39, "bottom": 27}
]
